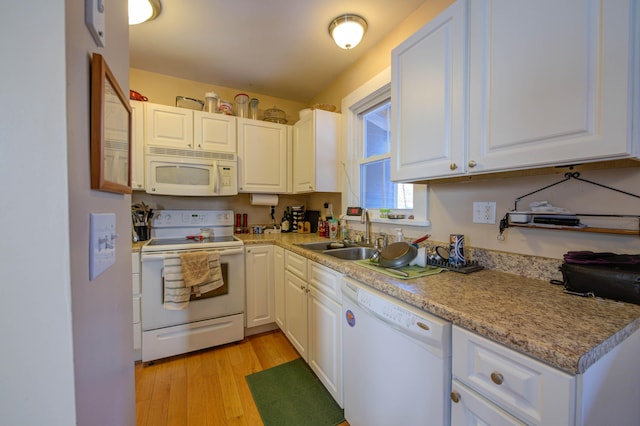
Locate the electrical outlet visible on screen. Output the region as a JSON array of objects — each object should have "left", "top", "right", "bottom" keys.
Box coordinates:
[{"left": 473, "top": 202, "right": 497, "bottom": 224}]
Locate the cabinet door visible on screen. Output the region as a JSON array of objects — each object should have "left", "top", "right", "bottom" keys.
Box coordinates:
[
  {"left": 145, "top": 103, "right": 193, "bottom": 149},
  {"left": 391, "top": 0, "right": 467, "bottom": 181},
  {"left": 308, "top": 286, "right": 343, "bottom": 406},
  {"left": 468, "top": 0, "right": 636, "bottom": 173},
  {"left": 237, "top": 118, "right": 291, "bottom": 193},
  {"left": 293, "top": 110, "right": 340, "bottom": 193},
  {"left": 194, "top": 111, "right": 236, "bottom": 153},
  {"left": 245, "top": 245, "right": 275, "bottom": 328},
  {"left": 293, "top": 113, "right": 314, "bottom": 192},
  {"left": 284, "top": 270, "right": 308, "bottom": 360},
  {"left": 451, "top": 379, "right": 525, "bottom": 426},
  {"left": 274, "top": 246, "right": 285, "bottom": 330},
  {"left": 130, "top": 100, "right": 145, "bottom": 190}
]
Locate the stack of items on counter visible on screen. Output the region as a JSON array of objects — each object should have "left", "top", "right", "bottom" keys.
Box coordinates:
[
  {"left": 131, "top": 202, "right": 153, "bottom": 241},
  {"left": 280, "top": 203, "right": 340, "bottom": 238}
]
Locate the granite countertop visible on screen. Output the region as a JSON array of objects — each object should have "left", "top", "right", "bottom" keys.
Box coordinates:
[{"left": 237, "top": 233, "right": 640, "bottom": 375}]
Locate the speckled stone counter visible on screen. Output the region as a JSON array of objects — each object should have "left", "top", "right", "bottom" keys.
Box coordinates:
[{"left": 238, "top": 233, "right": 640, "bottom": 375}]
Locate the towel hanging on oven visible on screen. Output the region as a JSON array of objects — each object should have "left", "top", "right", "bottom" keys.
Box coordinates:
[{"left": 162, "top": 252, "right": 224, "bottom": 310}]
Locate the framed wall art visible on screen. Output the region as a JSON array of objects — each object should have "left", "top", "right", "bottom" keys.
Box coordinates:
[{"left": 90, "top": 52, "right": 132, "bottom": 194}]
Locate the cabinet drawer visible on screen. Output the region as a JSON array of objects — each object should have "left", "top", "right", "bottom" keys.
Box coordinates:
[
  {"left": 452, "top": 326, "right": 574, "bottom": 425},
  {"left": 308, "top": 261, "right": 341, "bottom": 303},
  {"left": 451, "top": 379, "right": 525, "bottom": 426},
  {"left": 285, "top": 250, "right": 307, "bottom": 279}
]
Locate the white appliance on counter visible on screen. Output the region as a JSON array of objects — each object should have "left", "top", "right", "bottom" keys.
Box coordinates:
[
  {"left": 145, "top": 146, "right": 238, "bottom": 196},
  {"left": 140, "top": 210, "right": 244, "bottom": 362},
  {"left": 341, "top": 277, "right": 452, "bottom": 426}
]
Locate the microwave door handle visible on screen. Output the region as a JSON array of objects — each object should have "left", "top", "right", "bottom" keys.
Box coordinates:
[{"left": 212, "top": 161, "right": 220, "bottom": 193}]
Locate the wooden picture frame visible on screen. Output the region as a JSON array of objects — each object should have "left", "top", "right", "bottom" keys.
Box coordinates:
[{"left": 90, "top": 52, "right": 132, "bottom": 194}]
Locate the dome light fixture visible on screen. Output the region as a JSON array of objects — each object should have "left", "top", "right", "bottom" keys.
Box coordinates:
[
  {"left": 129, "top": 0, "right": 162, "bottom": 25},
  {"left": 328, "top": 14, "right": 368, "bottom": 50}
]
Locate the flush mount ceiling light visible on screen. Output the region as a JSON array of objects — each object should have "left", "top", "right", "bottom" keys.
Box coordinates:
[
  {"left": 328, "top": 14, "right": 368, "bottom": 49},
  {"left": 129, "top": 0, "right": 161, "bottom": 25}
]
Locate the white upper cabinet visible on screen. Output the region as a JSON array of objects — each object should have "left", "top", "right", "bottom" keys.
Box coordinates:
[
  {"left": 293, "top": 110, "right": 340, "bottom": 193},
  {"left": 193, "top": 111, "right": 236, "bottom": 153},
  {"left": 467, "top": 0, "right": 638, "bottom": 173},
  {"left": 392, "top": 0, "right": 639, "bottom": 181},
  {"left": 237, "top": 117, "right": 292, "bottom": 193},
  {"left": 130, "top": 100, "right": 145, "bottom": 190},
  {"left": 145, "top": 103, "right": 236, "bottom": 152},
  {"left": 391, "top": 0, "right": 468, "bottom": 181},
  {"left": 145, "top": 103, "right": 194, "bottom": 149}
]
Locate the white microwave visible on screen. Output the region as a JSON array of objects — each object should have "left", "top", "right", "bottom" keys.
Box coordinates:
[{"left": 145, "top": 146, "right": 238, "bottom": 196}]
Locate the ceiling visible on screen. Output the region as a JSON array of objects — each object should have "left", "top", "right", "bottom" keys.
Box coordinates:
[{"left": 129, "top": 0, "right": 426, "bottom": 103}]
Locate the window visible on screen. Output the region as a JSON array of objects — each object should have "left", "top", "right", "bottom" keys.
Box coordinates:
[
  {"left": 342, "top": 67, "right": 429, "bottom": 225},
  {"left": 360, "top": 101, "right": 413, "bottom": 209}
]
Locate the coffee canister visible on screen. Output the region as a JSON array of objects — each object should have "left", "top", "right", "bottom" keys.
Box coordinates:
[{"left": 448, "top": 234, "right": 465, "bottom": 266}]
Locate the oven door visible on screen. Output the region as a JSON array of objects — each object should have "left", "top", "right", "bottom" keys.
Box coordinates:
[{"left": 141, "top": 246, "right": 245, "bottom": 331}]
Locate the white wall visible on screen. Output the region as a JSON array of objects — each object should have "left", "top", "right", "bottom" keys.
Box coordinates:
[
  {"left": 0, "top": 1, "right": 76, "bottom": 424},
  {"left": 66, "top": 0, "right": 136, "bottom": 424},
  {"left": 0, "top": 1, "right": 135, "bottom": 424}
]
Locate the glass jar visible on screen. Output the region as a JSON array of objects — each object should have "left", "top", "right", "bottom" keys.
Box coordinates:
[{"left": 234, "top": 93, "right": 249, "bottom": 118}]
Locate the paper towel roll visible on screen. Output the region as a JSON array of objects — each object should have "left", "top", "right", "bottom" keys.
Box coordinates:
[{"left": 250, "top": 194, "right": 279, "bottom": 206}]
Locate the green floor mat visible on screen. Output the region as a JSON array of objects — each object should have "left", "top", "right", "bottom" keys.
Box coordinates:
[{"left": 246, "top": 358, "right": 345, "bottom": 426}]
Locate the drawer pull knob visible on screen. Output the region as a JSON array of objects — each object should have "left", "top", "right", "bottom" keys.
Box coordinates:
[
  {"left": 450, "top": 162, "right": 458, "bottom": 170},
  {"left": 468, "top": 160, "right": 477, "bottom": 168},
  {"left": 417, "top": 322, "right": 430, "bottom": 331},
  {"left": 490, "top": 371, "right": 504, "bottom": 385},
  {"left": 450, "top": 391, "right": 461, "bottom": 403}
]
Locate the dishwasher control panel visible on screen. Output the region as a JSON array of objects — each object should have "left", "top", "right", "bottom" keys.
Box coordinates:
[{"left": 358, "top": 290, "right": 416, "bottom": 330}]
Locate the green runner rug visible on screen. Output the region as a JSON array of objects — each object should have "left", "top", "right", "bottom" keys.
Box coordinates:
[{"left": 246, "top": 358, "right": 345, "bottom": 426}]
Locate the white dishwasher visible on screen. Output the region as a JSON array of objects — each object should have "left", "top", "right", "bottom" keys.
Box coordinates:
[{"left": 341, "top": 277, "right": 452, "bottom": 426}]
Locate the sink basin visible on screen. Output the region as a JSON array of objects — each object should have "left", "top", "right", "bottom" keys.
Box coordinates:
[
  {"left": 295, "top": 241, "right": 335, "bottom": 251},
  {"left": 323, "top": 247, "right": 377, "bottom": 261}
]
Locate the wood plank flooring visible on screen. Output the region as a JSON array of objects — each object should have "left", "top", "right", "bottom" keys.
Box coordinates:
[{"left": 135, "top": 330, "right": 349, "bottom": 426}]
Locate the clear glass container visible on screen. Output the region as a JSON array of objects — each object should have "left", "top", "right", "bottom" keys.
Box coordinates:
[
  {"left": 234, "top": 93, "right": 249, "bottom": 118},
  {"left": 249, "top": 98, "right": 259, "bottom": 119}
]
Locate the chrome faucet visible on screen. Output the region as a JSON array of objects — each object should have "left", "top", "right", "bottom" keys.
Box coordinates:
[
  {"left": 375, "top": 232, "right": 388, "bottom": 250},
  {"left": 360, "top": 208, "right": 371, "bottom": 246}
]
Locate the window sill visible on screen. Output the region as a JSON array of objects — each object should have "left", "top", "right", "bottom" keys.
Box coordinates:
[{"left": 344, "top": 216, "right": 430, "bottom": 227}]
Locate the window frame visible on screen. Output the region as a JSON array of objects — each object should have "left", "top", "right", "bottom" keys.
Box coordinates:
[{"left": 340, "top": 67, "right": 429, "bottom": 227}]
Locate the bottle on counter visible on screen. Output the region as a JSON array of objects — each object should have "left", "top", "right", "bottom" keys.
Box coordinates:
[{"left": 281, "top": 208, "right": 291, "bottom": 233}]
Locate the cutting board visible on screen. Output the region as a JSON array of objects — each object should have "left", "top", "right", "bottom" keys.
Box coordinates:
[{"left": 355, "top": 260, "right": 445, "bottom": 280}]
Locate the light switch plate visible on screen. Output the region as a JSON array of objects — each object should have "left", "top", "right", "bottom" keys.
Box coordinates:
[
  {"left": 90, "top": 213, "right": 116, "bottom": 280},
  {"left": 85, "top": 0, "right": 105, "bottom": 47}
]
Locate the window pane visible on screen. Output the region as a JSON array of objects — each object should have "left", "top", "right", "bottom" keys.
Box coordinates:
[
  {"left": 360, "top": 159, "right": 413, "bottom": 209},
  {"left": 363, "top": 103, "right": 391, "bottom": 158}
]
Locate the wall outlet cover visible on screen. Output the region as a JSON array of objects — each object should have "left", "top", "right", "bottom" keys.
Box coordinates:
[{"left": 90, "top": 213, "right": 116, "bottom": 280}]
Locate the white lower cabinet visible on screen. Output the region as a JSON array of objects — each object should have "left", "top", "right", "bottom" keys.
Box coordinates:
[
  {"left": 132, "top": 252, "right": 142, "bottom": 361},
  {"left": 452, "top": 325, "right": 640, "bottom": 426},
  {"left": 245, "top": 245, "right": 275, "bottom": 329},
  {"left": 452, "top": 325, "right": 574, "bottom": 425},
  {"left": 282, "top": 249, "right": 343, "bottom": 406},
  {"left": 451, "top": 378, "right": 525, "bottom": 425},
  {"left": 274, "top": 246, "right": 285, "bottom": 330}
]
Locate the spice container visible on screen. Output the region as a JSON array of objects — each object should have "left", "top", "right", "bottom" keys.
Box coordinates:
[{"left": 205, "top": 92, "right": 219, "bottom": 113}]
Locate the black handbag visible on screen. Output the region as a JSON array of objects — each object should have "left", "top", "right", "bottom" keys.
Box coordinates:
[{"left": 559, "top": 251, "right": 640, "bottom": 305}]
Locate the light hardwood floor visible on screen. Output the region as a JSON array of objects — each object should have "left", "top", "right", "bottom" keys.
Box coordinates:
[{"left": 135, "top": 330, "right": 349, "bottom": 426}]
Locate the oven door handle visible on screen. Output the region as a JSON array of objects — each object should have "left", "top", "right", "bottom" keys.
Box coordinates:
[{"left": 141, "top": 247, "right": 245, "bottom": 262}]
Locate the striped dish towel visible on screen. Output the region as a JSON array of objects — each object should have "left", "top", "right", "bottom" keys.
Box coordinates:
[{"left": 162, "top": 252, "right": 224, "bottom": 310}]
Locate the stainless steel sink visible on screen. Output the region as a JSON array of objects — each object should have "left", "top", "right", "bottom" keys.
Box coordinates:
[
  {"left": 295, "top": 241, "right": 335, "bottom": 251},
  {"left": 323, "top": 247, "right": 377, "bottom": 261}
]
